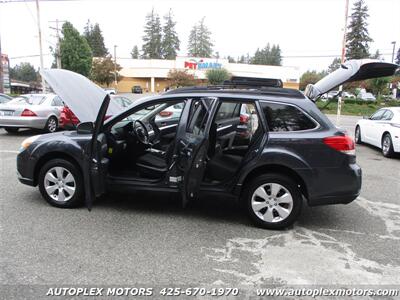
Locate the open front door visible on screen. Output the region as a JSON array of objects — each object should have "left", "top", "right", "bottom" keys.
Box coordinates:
[
  {"left": 172, "top": 97, "right": 217, "bottom": 207},
  {"left": 84, "top": 95, "right": 111, "bottom": 210}
]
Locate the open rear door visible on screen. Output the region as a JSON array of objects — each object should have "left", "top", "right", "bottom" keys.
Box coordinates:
[
  {"left": 305, "top": 59, "right": 399, "bottom": 100},
  {"left": 172, "top": 97, "right": 217, "bottom": 207}
]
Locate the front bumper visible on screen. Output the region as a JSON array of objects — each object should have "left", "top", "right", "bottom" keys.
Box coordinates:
[
  {"left": 16, "top": 149, "right": 37, "bottom": 186},
  {"left": 0, "top": 116, "right": 47, "bottom": 129}
]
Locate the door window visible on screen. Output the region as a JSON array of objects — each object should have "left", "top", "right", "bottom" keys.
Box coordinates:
[
  {"left": 370, "top": 109, "right": 386, "bottom": 120},
  {"left": 215, "top": 102, "right": 241, "bottom": 121},
  {"left": 381, "top": 110, "right": 393, "bottom": 121},
  {"left": 51, "top": 96, "right": 64, "bottom": 106},
  {"left": 187, "top": 99, "right": 210, "bottom": 136},
  {"left": 260, "top": 102, "right": 317, "bottom": 132}
]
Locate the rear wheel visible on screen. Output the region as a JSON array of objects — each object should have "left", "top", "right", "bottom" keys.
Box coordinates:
[
  {"left": 4, "top": 127, "right": 19, "bottom": 134},
  {"left": 382, "top": 134, "right": 395, "bottom": 158},
  {"left": 38, "top": 159, "right": 84, "bottom": 208},
  {"left": 45, "top": 116, "right": 58, "bottom": 133},
  {"left": 244, "top": 173, "right": 302, "bottom": 229},
  {"left": 355, "top": 126, "right": 362, "bottom": 144}
]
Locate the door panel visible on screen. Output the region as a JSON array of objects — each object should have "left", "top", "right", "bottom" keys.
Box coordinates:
[{"left": 171, "top": 98, "right": 217, "bottom": 207}]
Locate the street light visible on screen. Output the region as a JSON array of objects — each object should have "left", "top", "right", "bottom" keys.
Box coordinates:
[{"left": 391, "top": 41, "right": 396, "bottom": 63}]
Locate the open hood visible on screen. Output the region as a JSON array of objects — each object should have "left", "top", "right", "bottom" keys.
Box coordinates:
[
  {"left": 305, "top": 59, "right": 399, "bottom": 100},
  {"left": 41, "top": 69, "right": 122, "bottom": 122}
]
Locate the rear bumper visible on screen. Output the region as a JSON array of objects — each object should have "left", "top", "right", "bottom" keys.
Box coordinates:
[
  {"left": 307, "top": 163, "right": 362, "bottom": 206},
  {"left": 0, "top": 116, "right": 47, "bottom": 129}
]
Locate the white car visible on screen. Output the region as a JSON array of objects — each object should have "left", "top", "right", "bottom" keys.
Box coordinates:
[
  {"left": 355, "top": 107, "right": 400, "bottom": 157},
  {"left": 359, "top": 91, "right": 376, "bottom": 101}
]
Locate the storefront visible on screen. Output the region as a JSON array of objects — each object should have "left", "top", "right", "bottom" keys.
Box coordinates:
[{"left": 113, "top": 57, "right": 300, "bottom": 93}]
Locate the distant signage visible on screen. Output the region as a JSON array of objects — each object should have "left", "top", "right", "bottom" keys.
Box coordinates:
[
  {"left": 184, "top": 58, "right": 222, "bottom": 70},
  {"left": 1, "top": 54, "right": 11, "bottom": 94}
]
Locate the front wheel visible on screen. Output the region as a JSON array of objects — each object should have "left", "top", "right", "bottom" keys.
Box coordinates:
[
  {"left": 244, "top": 173, "right": 302, "bottom": 229},
  {"left": 38, "top": 159, "right": 84, "bottom": 208},
  {"left": 382, "top": 134, "right": 395, "bottom": 158}
]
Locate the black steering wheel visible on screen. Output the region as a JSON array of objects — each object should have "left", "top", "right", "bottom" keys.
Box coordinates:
[{"left": 133, "top": 120, "right": 150, "bottom": 145}]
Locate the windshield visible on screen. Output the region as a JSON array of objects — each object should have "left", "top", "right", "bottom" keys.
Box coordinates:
[{"left": 8, "top": 95, "right": 46, "bottom": 105}]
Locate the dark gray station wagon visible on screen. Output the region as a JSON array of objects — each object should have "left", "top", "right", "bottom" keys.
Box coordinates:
[{"left": 17, "top": 60, "right": 398, "bottom": 229}]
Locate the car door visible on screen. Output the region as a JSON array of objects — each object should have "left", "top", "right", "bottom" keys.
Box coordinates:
[
  {"left": 171, "top": 97, "right": 217, "bottom": 207},
  {"left": 364, "top": 109, "right": 385, "bottom": 146}
]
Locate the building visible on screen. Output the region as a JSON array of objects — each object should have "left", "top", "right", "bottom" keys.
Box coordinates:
[{"left": 112, "top": 57, "right": 300, "bottom": 93}]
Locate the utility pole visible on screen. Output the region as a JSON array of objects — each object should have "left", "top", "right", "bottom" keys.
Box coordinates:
[
  {"left": 336, "top": 0, "right": 349, "bottom": 126},
  {"left": 391, "top": 41, "right": 396, "bottom": 63},
  {"left": 114, "top": 45, "right": 117, "bottom": 89},
  {"left": 35, "top": 0, "right": 45, "bottom": 92},
  {"left": 49, "top": 19, "right": 65, "bottom": 69}
]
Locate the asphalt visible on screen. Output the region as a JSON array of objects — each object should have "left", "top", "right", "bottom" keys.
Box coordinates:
[{"left": 0, "top": 103, "right": 399, "bottom": 298}]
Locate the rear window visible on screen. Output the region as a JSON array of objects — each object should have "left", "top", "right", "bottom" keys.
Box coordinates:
[
  {"left": 8, "top": 95, "right": 46, "bottom": 105},
  {"left": 260, "top": 102, "right": 317, "bottom": 132}
]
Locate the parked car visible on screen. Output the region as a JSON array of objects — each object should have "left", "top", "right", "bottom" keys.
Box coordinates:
[
  {"left": 0, "top": 93, "right": 12, "bottom": 104},
  {"left": 355, "top": 107, "right": 400, "bottom": 157},
  {"left": 104, "top": 88, "right": 116, "bottom": 95},
  {"left": 132, "top": 85, "right": 143, "bottom": 94},
  {"left": 59, "top": 95, "right": 132, "bottom": 129},
  {"left": 342, "top": 91, "right": 356, "bottom": 99},
  {"left": 17, "top": 60, "right": 397, "bottom": 229},
  {"left": 358, "top": 91, "right": 376, "bottom": 101},
  {"left": 0, "top": 93, "right": 64, "bottom": 133}
]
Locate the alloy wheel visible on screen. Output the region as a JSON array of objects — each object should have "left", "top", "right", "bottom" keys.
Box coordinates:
[
  {"left": 44, "top": 167, "right": 76, "bottom": 202},
  {"left": 48, "top": 118, "right": 57, "bottom": 132},
  {"left": 382, "top": 136, "right": 391, "bottom": 155},
  {"left": 251, "top": 183, "right": 293, "bottom": 223}
]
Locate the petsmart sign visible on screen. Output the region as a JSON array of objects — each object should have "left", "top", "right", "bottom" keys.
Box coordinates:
[{"left": 177, "top": 57, "right": 227, "bottom": 71}]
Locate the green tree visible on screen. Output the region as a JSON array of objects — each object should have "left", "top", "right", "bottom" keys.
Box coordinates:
[
  {"left": 346, "top": 0, "right": 373, "bottom": 60},
  {"left": 83, "top": 20, "right": 108, "bottom": 57},
  {"left": 161, "top": 9, "right": 180, "bottom": 59},
  {"left": 227, "top": 56, "right": 236, "bottom": 63},
  {"left": 141, "top": 9, "right": 163, "bottom": 59},
  {"left": 328, "top": 57, "right": 341, "bottom": 73},
  {"left": 131, "top": 45, "right": 139, "bottom": 58},
  {"left": 60, "top": 22, "right": 93, "bottom": 76},
  {"left": 10, "top": 62, "right": 38, "bottom": 82},
  {"left": 188, "top": 18, "right": 213, "bottom": 57},
  {"left": 366, "top": 77, "right": 390, "bottom": 97},
  {"left": 90, "top": 55, "right": 121, "bottom": 87},
  {"left": 299, "top": 70, "right": 326, "bottom": 91},
  {"left": 206, "top": 68, "right": 230, "bottom": 85},
  {"left": 167, "top": 69, "right": 195, "bottom": 87},
  {"left": 250, "top": 43, "right": 282, "bottom": 65},
  {"left": 371, "top": 49, "right": 381, "bottom": 59}
]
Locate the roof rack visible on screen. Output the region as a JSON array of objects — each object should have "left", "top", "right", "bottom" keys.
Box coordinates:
[
  {"left": 224, "top": 76, "right": 283, "bottom": 88},
  {"left": 165, "top": 85, "right": 304, "bottom": 98}
]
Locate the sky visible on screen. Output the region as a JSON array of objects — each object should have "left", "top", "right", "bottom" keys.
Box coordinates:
[{"left": 0, "top": 0, "right": 399, "bottom": 74}]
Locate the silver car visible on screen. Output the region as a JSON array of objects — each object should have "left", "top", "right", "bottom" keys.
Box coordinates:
[{"left": 0, "top": 93, "right": 63, "bottom": 133}]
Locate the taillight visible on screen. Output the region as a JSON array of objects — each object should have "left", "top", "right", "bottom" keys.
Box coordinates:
[
  {"left": 159, "top": 111, "right": 173, "bottom": 117},
  {"left": 323, "top": 135, "right": 355, "bottom": 155},
  {"left": 21, "top": 109, "right": 37, "bottom": 117},
  {"left": 240, "top": 114, "right": 249, "bottom": 124}
]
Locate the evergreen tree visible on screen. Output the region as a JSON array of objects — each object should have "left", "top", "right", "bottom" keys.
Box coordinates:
[
  {"left": 83, "top": 20, "right": 108, "bottom": 57},
  {"left": 395, "top": 48, "right": 400, "bottom": 65},
  {"left": 141, "top": 9, "right": 163, "bottom": 59},
  {"left": 161, "top": 9, "right": 180, "bottom": 59},
  {"left": 188, "top": 18, "right": 213, "bottom": 57},
  {"left": 250, "top": 44, "right": 281, "bottom": 65},
  {"left": 131, "top": 45, "right": 139, "bottom": 58},
  {"left": 372, "top": 49, "right": 381, "bottom": 59},
  {"left": 60, "top": 22, "right": 93, "bottom": 76},
  {"left": 10, "top": 62, "right": 38, "bottom": 82},
  {"left": 328, "top": 57, "right": 341, "bottom": 73},
  {"left": 346, "top": 0, "right": 373, "bottom": 60}
]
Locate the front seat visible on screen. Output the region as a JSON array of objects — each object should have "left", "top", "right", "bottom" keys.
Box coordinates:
[{"left": 135, "top": 143, "right": 174, "bottom": 179}]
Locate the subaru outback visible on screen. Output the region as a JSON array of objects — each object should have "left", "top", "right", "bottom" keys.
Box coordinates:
[{"left": 16, "top": 59, "right": 398, "bottom": 229}]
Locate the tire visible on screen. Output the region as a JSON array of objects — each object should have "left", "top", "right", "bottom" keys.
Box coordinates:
[
  {"left": 382, "top": 133, "right": 395, "bottom": 158},
  {"left": 355, "top": 126, "right": 362, "bottom": 144},
  {"left": 45, "top": 116, "right": 58, "bottom": 133},
  {"left": 4, "top": 127, "right": 19, "bottom": 134},
  {"left": 38, "top": 159, "right": 84, "bottom": 208},
  {"left": 243, "top": 173, "right": 302, "bottom": 229}
]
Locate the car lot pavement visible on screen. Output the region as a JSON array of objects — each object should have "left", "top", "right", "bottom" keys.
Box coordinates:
[{"left": 0, "top": 113, "right": 399, "bottom": 298}]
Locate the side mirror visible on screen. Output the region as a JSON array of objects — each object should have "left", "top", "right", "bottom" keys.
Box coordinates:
[{"left": 77, "top": 122, "right": 94, "bottom": 134}]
